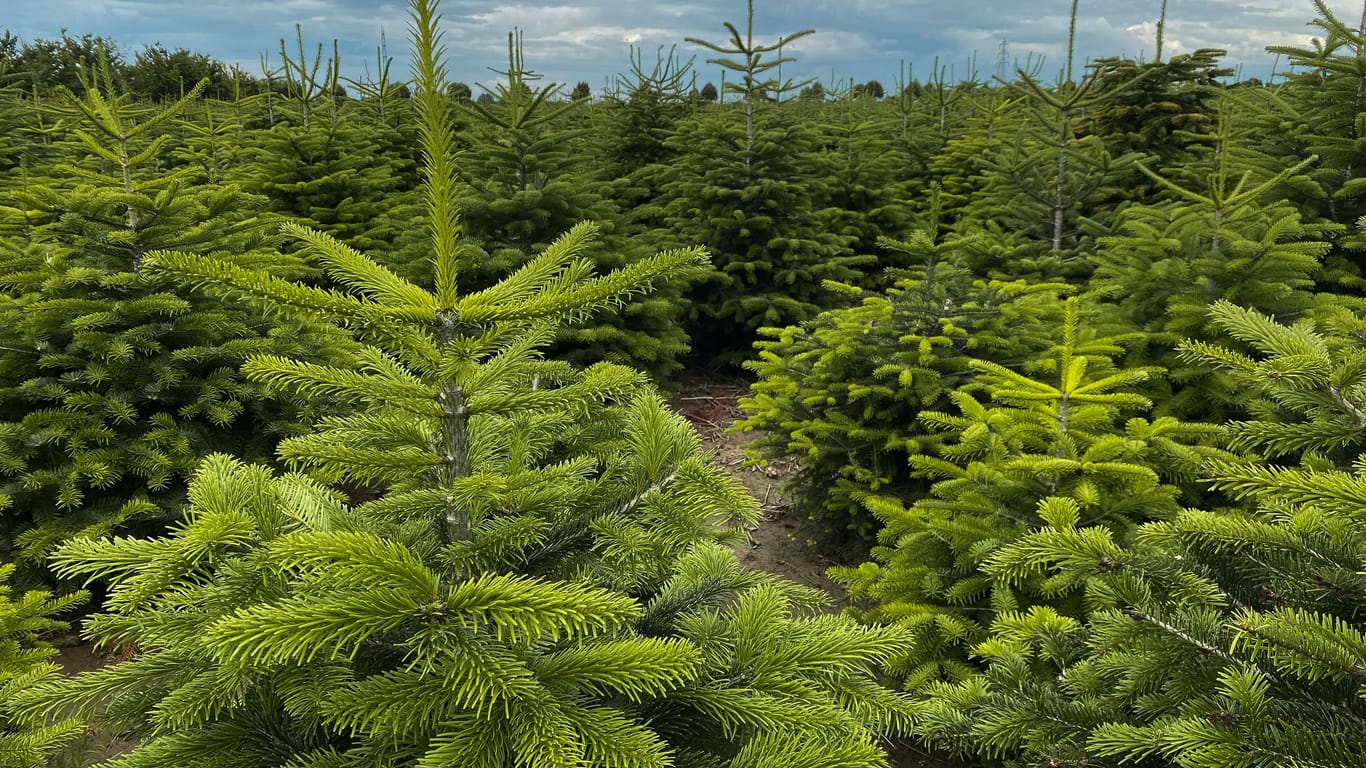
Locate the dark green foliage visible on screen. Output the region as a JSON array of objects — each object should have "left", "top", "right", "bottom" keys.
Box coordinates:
[
  {"left": 126, "top": 44, "right": 236, "bottom": 103},
  {"left": 601, "top": 45, "right": 696, "bottom": 190},
  {"left": 1088, "top": 106, "right": 1338, "bottom": 418},
  {"left": 0, "top": 33, "right": 124, "bottom": 94},
  {"left": 658, "top": 108, "right": 868, "bottom": 362},
  {"left": 811, "top": 94, "right": 915, "bottom": 287},
  {"left": 445, "top": 81, "right": 471, "bottom": 101},
  {"left": 451, "top": 34, "right": 696, "bottom": 378},
  {"left": 1083, "top": 49, "right": 1230, "bottom": 182},
  {"left": 853, "top": 81, "right": 885, "bottom": 99},
  {"left": 0, "top": 57, "right": 348, "bottom": 567},
  {"left": 231, "top": 29, "right": 421, "bottom": 265},
  {"left": 1268, "top": 0, "right": 1366, "bottom": 247},
  {"left": 649, "top": 0, "right": 870, "bottom": 363},
  {"left": 452, "top": 32, "right": 609, "bottom": 283},
  {"left": 235, "top": 116, "right": 418, "bottom": 256}
]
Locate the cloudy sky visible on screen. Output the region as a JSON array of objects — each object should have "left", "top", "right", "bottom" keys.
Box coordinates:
[{"left": 2, "top": 0, "right": 1357, "bottom": 93}]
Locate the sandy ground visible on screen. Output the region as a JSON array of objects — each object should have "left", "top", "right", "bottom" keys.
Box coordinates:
[{"left": 670, "top": 380, "right": 850, "bottom": 608}]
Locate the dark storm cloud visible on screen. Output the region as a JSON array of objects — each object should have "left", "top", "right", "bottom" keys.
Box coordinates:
[{"left": 1, "top": 0, "right": 1349, "bottom": 91}]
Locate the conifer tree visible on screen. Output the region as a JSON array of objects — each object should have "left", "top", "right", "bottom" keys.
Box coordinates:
[
  {"left": 447, "top": 34, "right": 693, "bottom": 378},
  {"left": 1084, "top": 49, "right": 1230, "bottom": 189},
  {"left": 13, "top": 4, "right": 913, "bottom": 765},
  {"left": 1267, "top": 0, "right": 1366, "bottom": 253},
  {"left": 0, "top": 563, "right": 85, "bottom": 767},
  {"left": 835, "top": 299, "right": 1228, "bottom": 690},
  {"left": 1088, "top": 104, "right": 1338, "bottom": 417},
  {"left": 0, "top": 54, "right": 347, "bottom": 566},
  {"left": 924, "top": 85, "right": 1015, "bottom": 220},
  {"left": 654, "top": 0, "right": 870, "bottom": 363},
  {"left": 341, "top": 33, "right": 412, "bottom": 131},
  {"left": 737, "top": 197, "right": 1064, "bottom": 544},
  {"left": 955, "top": 0, "right": 1141, "bottom": 281},
  {"left": 910, "top": 302, "right": 1366, "bottom": 766},
  {"left": 601, "top": 45, "right": 695, "bottom": 212},
  {"left": 452, "top": 31, "right": 604, "bottom": 283},
  {"left": 233, "top": 27, "right": 421, "bottom": 264},
  {"left": 812, "top": 90, "right": 914, "bottom": 286}
]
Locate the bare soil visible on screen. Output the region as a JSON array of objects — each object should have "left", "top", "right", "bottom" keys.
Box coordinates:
[
  {"left": 671, "top": 379, "right": 849, "bottom": 608},
  {"left": 50, "top": 640, "right": 135, "bottom": 767}
]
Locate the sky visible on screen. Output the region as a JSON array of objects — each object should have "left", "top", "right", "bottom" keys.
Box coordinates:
[{"left": 1, "top": 0, "right": 1359, "bottom": 94}]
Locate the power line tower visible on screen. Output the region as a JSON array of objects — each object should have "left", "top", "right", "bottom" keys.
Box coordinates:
[{"left": 995, "top": 37, "right": 1010, "bottom": 81}]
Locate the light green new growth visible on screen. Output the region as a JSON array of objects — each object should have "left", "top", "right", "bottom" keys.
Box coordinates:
[{"left": 15, "top": 3, "right": 914, "bottom": 766}]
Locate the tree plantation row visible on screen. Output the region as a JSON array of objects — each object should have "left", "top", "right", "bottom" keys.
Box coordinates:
[{"left": 3, "top": 0, "right": 1366, "bottom": 765}]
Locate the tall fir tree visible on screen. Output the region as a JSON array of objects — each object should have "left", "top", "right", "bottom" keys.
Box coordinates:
[
  {"left": 1088, "top": 102, "right": 1338, "bottom": 418},
  {"left": 12, "top": 4, "right": 914, "bottom": 765},
  {"left": 1267, "top": 0, "right": 1366, "bottom": 259},
  {"left": 956, "top": 2, "right": 1141, "bottom": 282},
  {"left": 654, "top": 0, "right": 870, "bottom": 364},
  {"left": 446, "top": 33, "right": 696, "bottom": 379}
]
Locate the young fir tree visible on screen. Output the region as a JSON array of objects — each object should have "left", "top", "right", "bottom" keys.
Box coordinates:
[
  {"left": 954, "top": 0, "right": 1141, "bottom": 282},
  {"left": 600, "top": 44, "right": 696, "bottom": 221},
  {"left": 737, "top": 195, "right": 1064, "bottom": 546},
  {"left": 1088, "top": 103, "right": 1338, "bottom": 418},
  {"left": 1267, "top": 0, "right": 1366, "bottom": 257},
  {"left": 446, "top": 33, "right": 694, "bottom": 379},
  {"left": 835, "top": 298, "right": 1228, "bottom": 692},
  {"left": 234, "top": 28, "right": 420, "bottom": 262},
  {"left": 923, "top": 83, "right": 1015, "bottom": 220},
  {"left": 451, "top": 30, "right": 601, "bottom": 283},
  {"left": 811, "top": 88, "right": 914, "bottom": 287},
  {"left": 0, "top": 55, "right": 347, "bottom": 566},
  {"left": 909, "top": 301, "right": 1366, "bottom": 767},
  {"left": 0, "top": 563, "right": 86, "bottom": 767},
  {"left": 655, "top": 0, "right": 870, "bottom": 364},
  {"left": 12, "top": 4, "right": 913, "bottom": 765},
  {"left": 899, "top": 59, "right": 977, "bottom": 176},
  {"left": 1083, "top": 49, "right": 1230, "bottom": 195}
]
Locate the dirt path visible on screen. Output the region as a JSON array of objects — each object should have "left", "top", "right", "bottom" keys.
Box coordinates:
[{"left": 671, "top": 380, "right": 849, "bottom": 608}]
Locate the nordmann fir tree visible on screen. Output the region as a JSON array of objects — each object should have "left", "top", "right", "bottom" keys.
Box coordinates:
[
  {"left": 14, "top": 3, "right": 914, "bottom": 766},
  {"left": 0, "top": 53, "right": 346, "bottom": 567},
  {"left": 448, "top": 33, "right": 694, "bottom": 379},
  {"left": 0, "top": 563, "right": 85, "bottom": 767},
  {"left": 234, "top": 31, "right": 419, "bottom": 264},
  {"left": 959, "top": 0, "right": 1141, "bottom": 282},
  {"left": 909, "top": 302, "right": 1366, "bottom": 767},
  {"left": 1082, "top": 48, "right": 1230, "bottom": 197},
  {"left": 656, "top": 0, "right": 869, "bottom": 364},
  {"left": 452, "top": 30, "right": 605, "bottom": 285},
  {"left": 1088, "top": 102, "right": 1337, "bottom": 418},
  {"left": 835, "top": 298, "right": 1229, "bottom": 692},
  {"left": 737, "top": 192, "right": 1065, "bottom": 547},
  {"left": 811, "top": 86, "right": 914, "bottom": 289},
  {"left": 1267, "top": 0, "right": 1366, "bottom": 256}
]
